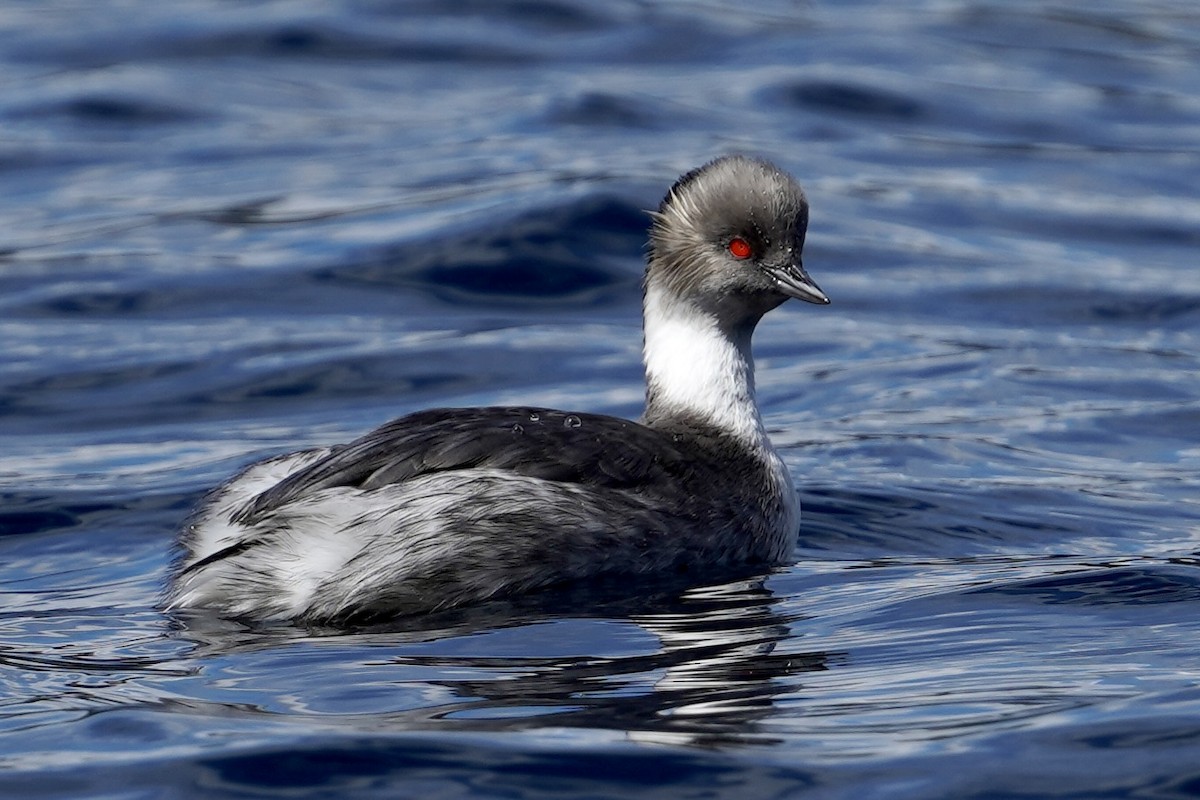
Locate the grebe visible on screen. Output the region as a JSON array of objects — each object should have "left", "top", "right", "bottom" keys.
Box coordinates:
[{"left": 167, "top": 155, "right": 829, "bottom": 623}]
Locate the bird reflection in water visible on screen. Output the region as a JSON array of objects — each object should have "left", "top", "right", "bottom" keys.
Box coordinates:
[{"left": 175, "top": 575, "right": 829, "bottom": 748}]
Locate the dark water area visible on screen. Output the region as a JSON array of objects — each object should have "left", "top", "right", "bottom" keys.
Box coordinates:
[{"left": 2, "top": 1, "right": 1199, "bottom": 797}]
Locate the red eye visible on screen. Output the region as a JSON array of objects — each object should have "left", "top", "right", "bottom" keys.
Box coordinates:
[{"left": 728, "top": 237, "right": 753, "bottom": 259}]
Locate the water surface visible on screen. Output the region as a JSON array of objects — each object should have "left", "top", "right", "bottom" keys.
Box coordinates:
[{"left": 2, "top": 1, "right": 1199, "bottom": 798}]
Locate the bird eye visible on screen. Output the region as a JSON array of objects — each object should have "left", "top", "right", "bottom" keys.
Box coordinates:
[{"left": 727, "top": 237, "right": 753, "bottom": 260}]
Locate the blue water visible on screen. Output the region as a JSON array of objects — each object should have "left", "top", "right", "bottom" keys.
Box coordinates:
[{"left": 2, "top": 1, "right": 1199, "bottom": 797}]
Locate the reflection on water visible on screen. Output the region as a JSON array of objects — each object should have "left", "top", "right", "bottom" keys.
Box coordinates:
[
  {"left": 167, "top": 577, "right": 829, "bottom": 749},
  {"left": 625, "top": 581, "right": 830, "bottom": 748}
]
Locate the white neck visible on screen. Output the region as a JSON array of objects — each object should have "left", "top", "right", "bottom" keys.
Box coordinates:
[{"left": 641, "top": 283, "right": 768, "bottom": 446}]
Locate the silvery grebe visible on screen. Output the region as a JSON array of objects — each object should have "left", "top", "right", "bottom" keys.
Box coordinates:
[{"left": 166, "top": 155, "right": 829, "bottom": 623}]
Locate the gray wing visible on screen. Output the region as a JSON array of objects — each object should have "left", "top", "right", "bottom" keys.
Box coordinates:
[{"left": 236, "top": 406, "right": 700, "bottom": 523}]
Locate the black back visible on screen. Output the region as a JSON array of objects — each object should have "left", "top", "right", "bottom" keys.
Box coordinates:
[{"left": 236, "top": 406, "right": 725, "bottom": 523}]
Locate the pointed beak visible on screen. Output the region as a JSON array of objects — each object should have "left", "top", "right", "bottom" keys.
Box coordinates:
[{"left": 767, "top": 259, "right": 830, "bottom": 305}]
